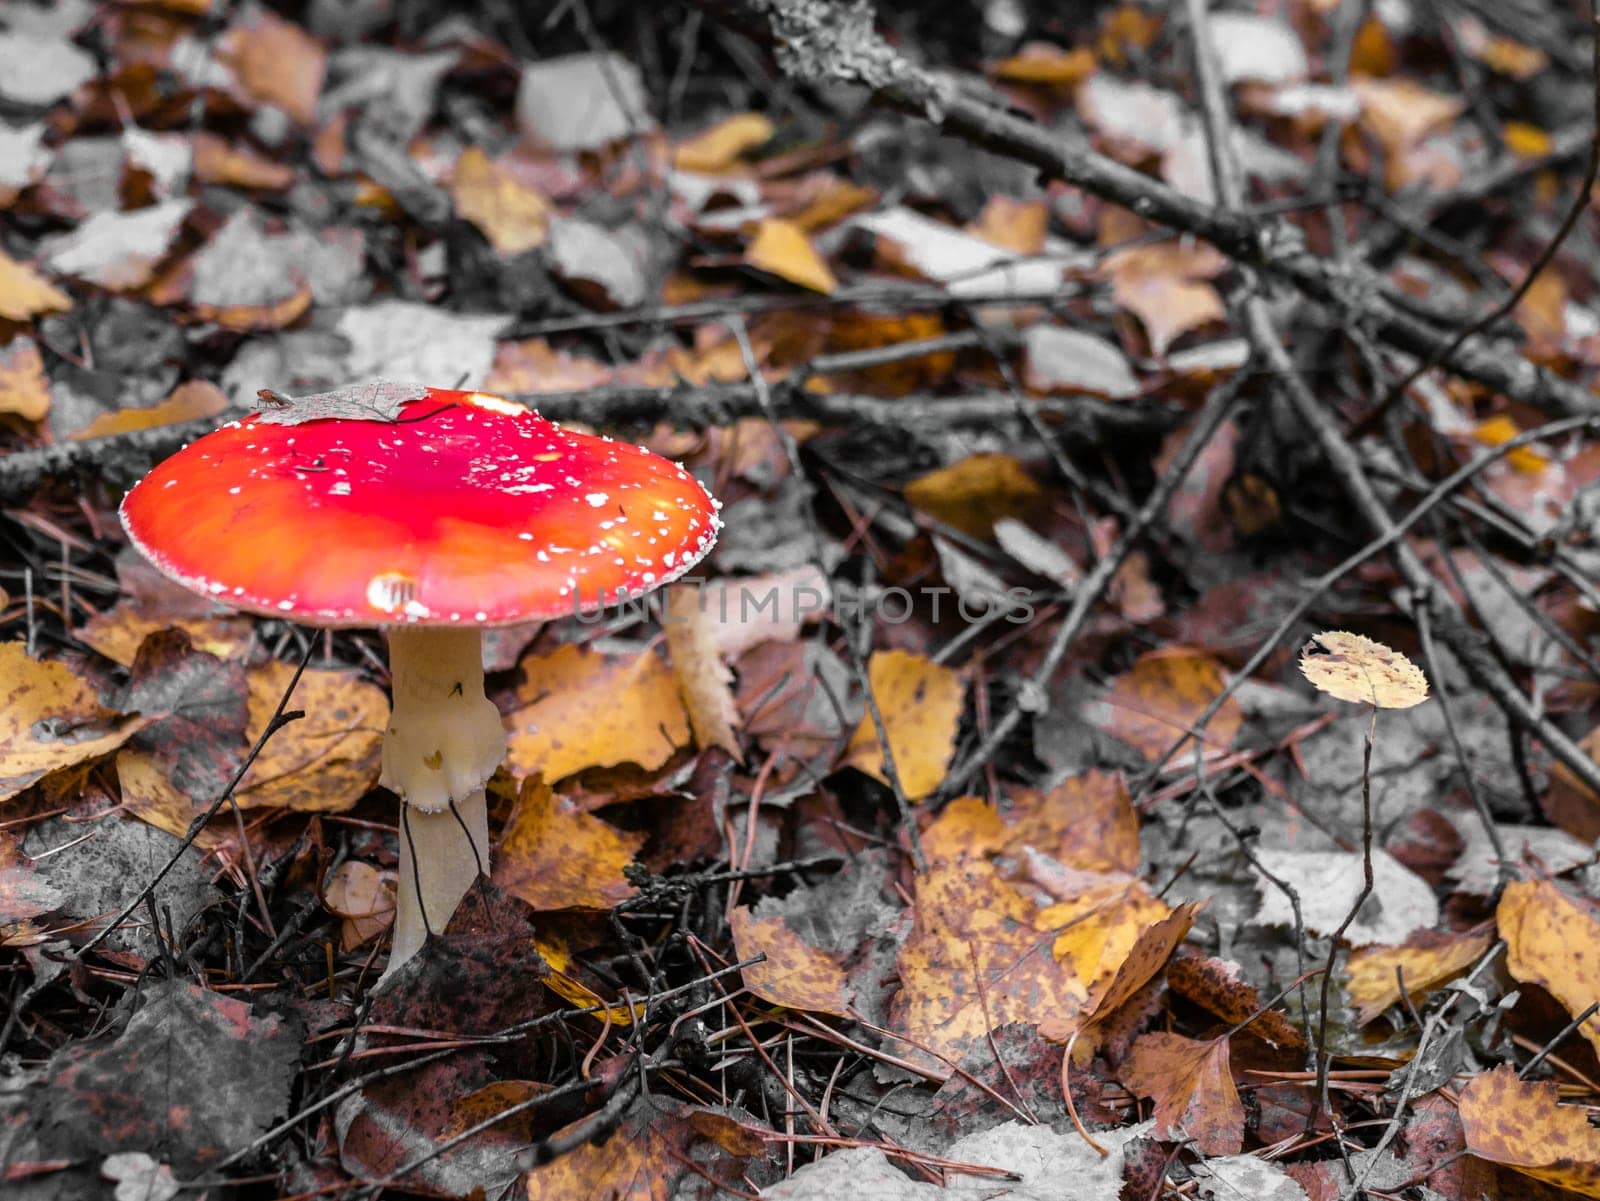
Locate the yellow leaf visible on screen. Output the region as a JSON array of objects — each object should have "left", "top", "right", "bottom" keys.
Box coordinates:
[
  {"left": 0, "top": 644, "right": 148, "bottom": 803},
  {"left": 493, "top": 776, "right": 642, "bottom": 911},
  {"left": 235, "top": 660, "right": 387, "bottom": 812},
  {"left": 967, "top": 196, "right": 1049, "bottom": 255},
  {"left": 1346, "top": 926, "right": 1494, "bottom": 1025},
  {"left": 0, "top": 337, "right": 50, "bottom": 422},
  {"left": 503, "top": 643, "right": 690, "bottom": 783},
  {"left": 1472, "top": 413, "right": 1548, "bottom": 474},
  {"left": 0, "top": 251, "right": 71, "bottom": 322},
  {"left": 844, "top": 650, "right": 963, "bottom": 800},
  {"left": 1504, "top": 121, "right": 1552, "bottom": 159},
  {"left": 729, "top": 907, "right": 850, "bottom": 1017},
  {"left": 745, "top": 218, "right": 837, "bottom": 295},
  {"left": 535, "top": 935, "right": 645, "bottom": 1024},
  {"left": 1298, "top": 630, "right": 1428, "bottom": 709},
  {"left": 1499, "top": 879, "right": 1600, "bottom": 1062},
  {"left": 672, "top": 113, "right": 775, "bottom": 173},
  {"left": 663, "top": 585, "right": 741, "bottom": 760},
  {"left": 992, "top": 43, "right": 1097, "bottom": 87},
  {"left": 72, "top": 381, "right": 228, "bottom": 442},
  {"left": 1460, "top": 1066, "right": 1600, "bottom": 1197},
  {"left": 904, "top": 452, "right": 1043, "bottom": 538},
  {"left": 452, "top": 146, "right": 550, "bottom": 257}
]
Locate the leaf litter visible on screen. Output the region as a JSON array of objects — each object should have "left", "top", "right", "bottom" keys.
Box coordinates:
[{"left": 3, "top": 1, "right": 1600, "bottom": 1199}]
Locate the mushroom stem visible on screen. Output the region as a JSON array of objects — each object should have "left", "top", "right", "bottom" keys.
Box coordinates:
[{"left": 378, "top": 625, "right": 505, "bottom": 985}]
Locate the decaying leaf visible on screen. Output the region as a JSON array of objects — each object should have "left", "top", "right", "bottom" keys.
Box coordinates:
[
  {"left": 71, "top": 380, "right": 228, "bottom": 441},
  {"left": 504, "top": 643, "right": 690, "bottom": 783},
  {"left": 255, "top": 379, "right": 429, "bottom": 426},
  {"left": 1460, "top": 1066, "right": 1600, "bottom": 1197},
  {"left": 673, "top": 113, "right": 774, "bottom": 173},
  {"left": 235, "top": 661, "right": 387, "bottom": 812},
  {"left": 730, "top": 906, "right": 851, "bottom": 1017},
  {"left": 1346, "top": 926, "right": 1495, "bottom": 1025},
  {"left": 1251, "top": 848, "right": 1438, "bottom": 947},
  {"left": 452, "top": 146, "right": 550, "bottom": 256},
  {"left": 1499, "top": 879, "right": 1600, "bottom": 1062},
  {"left": 1121, "top": 1032, "right": 1244, "bottom": 1155},
  {"left": 324, "top": 860, "right": 396, "bottom": 949},
  {"left": 843, "top": 650, "right": 963, "bottom": 800},
  {"left": 494, "top": 776, "right": 642, "bottom": 911},
  {"left": 904, "top": 453, "right": 1043, "bottom": 538},
  {"left": 0, "top": 643, "right": 148, "bottom": 803},
  {"left": 1098, "top": 647, "right": 1243, "bottom": 762},
  {"left": 1299, "top": 631, "right": 1428, "bottom": 709}
]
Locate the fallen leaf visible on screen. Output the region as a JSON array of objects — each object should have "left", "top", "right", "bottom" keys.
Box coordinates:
[
  {"left": 185, "top": 208, "right": 312, "bottom": 331},
  {"left": 1103, "top": 241, "right": 1228, "bottom": 357},
  {"left": 504, "top": 643, "right": 690, "bottom": 783},
  {"left": 892, "top": 797, "right": 1090, "bottom": 1075},
  {"left": 452, "top": 145, "right": 550, "bottom": 256},
  {"left": 1472, "top": 413, "right": 1547, "bottom": 474},
  {"left": 967, "top": 196, "right": 1049, "bottom": 254},
  {"left": 0, "top": 336, "right": 51, "bottom": 421},
  {"left": 1099, "top": 647, "right": 1243, "bottom": 762},
  {"left": 843, "top": 650, "right": 964, "bottom": 800},
  {"left": 1346, "top": 926, "right": 1494, "bottom": 1025},
  {"left": 1498, "top": 879, "right": 1600, "bottom": 1062},
  {"left": 1205, "top": 12, "right": 1309, "bottom": 84},
  {"left": 1299, "top": 631, "right": 1428, "bottom": 709},
  {"left": 992, "top": 43, "right": 1097, "bottom": 87},
  {"left": 516, "top": 51, "right": 655, "bottom": 151},
  {"left": 1193, "top": 1155, "right": 1309, "bottom": 1201},
  {"left": 536, "top": 935, "right": 646, "bottom": 1024},
  {"left": 337, "top": 301, "right": 511, "bottom": 389},
  {"left": 1167, "top": 952, "right": 1305, "bottom": 1049},
  {"left": 41, "top": 200, "right": 192, "bottom": 291},
  {"left": 1460, "top": 1066, "right": 1600, "bottom": 1197},
  {"left": 219, "top": 7, "right": 326, "bottom": 123},
  {"left": 235, "top": 660, "right": 387, "bottom": 812},
  {"left": 192, "top": 133, "right": 295, "bottom": 190},
  {"left": 673, "top": 113, "right": 774, "bottom": 173},
  {"left": 494, "top": 775, "right": 642, "bottom": 910},
  {"left": 663, "top": 585, "right": 742, "bottom": 760},
  {"left": 746, "top": 218, "right": 838, "bottom": 294},
  {"left": 324, "top": 860, "right": 396, "bottom": 949},
  {"left": 1024, "top": 324, "right": 1141, "bottom": 398},
  {"left": 1121, "top": 1032, "right": 1244, "bottom": 1155},
  {"left": 904, "top": 453, "right": 1043, "bottom": 538},
  {"left": 485, "top": 337, "right": 615, "bottom": 394},
  {"left": 544, "top": 217, "right": 651, "bottom": 309},
  {"left": 71, "top": 380, "right": 228, "bottom": 441},
  {"left": 730, "top": 906, "right": 851, "bottom": 1017},
  {"left": 121, "top": 629, "right": 250, "bottom": 807},
  {"left": 0, "top": 643, "right": 148, "bottom": 804},
  {"left": 525, "top": 1097, "right": 708, "bottom": 1201},
  {"left": 0, "top": 250, "right": 72, "bottom": 321},
  {"left": 0, "top": 29, "right": 96, "bottom": 106},
  {"left": 1251, "top": 848, "right": 1439, "bottom": 947},
  {"left": 853, "top": 207, "right": 1015, "bottom": 283}
]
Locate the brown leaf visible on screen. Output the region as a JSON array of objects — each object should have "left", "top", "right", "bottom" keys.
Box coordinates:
[
  {"left": 730, "top": 906, "right": 851, "bottom": 1017},
  {"left": 967, "top": 196, "right": 1049, "bottom": 255},
  {"left": 504, "top": 643, "right": 690, "bottom": 784},
  {"left": 1167, "top": 952, "right": 1305, "bottom": 1050},
  {"left": 1002, "top": 770, "right": 1142, "bottom": 877},
  {"left": 0, "top": 643, "right": 148, "bottom": 804},
  {"left": 843, "top": 650, "right": 964, "bottom": 800},
  {"left": 220, "top": 7, "right": 326, "bottom": 124},
  {"left": 904, "top": 453, "right": 1043, "bottom": 538},
  {"left": 493, "top": 776, "right": 642, "bottom": 911},
  {"left": 1122, "top": 1032, "right": 1245, "bottom": 1155},
  {"left": 1460, "top": 1066, "right": 1600, "bottom": 1197},
  {"left": 323, "top": 860, "right": 395, "bottom": 950},
  {"left": 1103, "top": 241, "right": 1228, "bottom": 357}
]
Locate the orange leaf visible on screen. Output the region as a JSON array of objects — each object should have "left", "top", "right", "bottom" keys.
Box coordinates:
[
  {"left": 1460, "top": 1066, "right": 1600, "bottom": 1197},
  {"left": 746, "top": 218, "right": 838, "bottom": 295},
  {"left": 71, "top": 380, "right": 228, "bottom": 441},
  {"left": 843, "top": 650, "right": 964, "bottom": 800},
  {"left": 452, "top": 146, "right": 550, "bottom": 257},
  {"left": 1100, "top": 647, "right": 1243, "bottom": 762},
  {"left": 0, "top": 250, "right": 71, "bottom": 322},
  {"left": 904, "top": 452, "right": 1042, "bottom": 538},
  {"left": 729, "top": 907, "right": 851, "bottom": 1017},
  {"left": 493, "top": 776, "right": 642, "bottom": 911},
  {"left": 992, "top": 43, "right": 1097, "bottom": 87},
  {"left": 1122, "top": 1032, "right": 1244, "bottom": 1155},
  {"left": 1103, "top": 241, "right": 1229, "bottom": 357},
  {"left": 967, "top": 196, "right": 1049, "bottom": 255},
  {"left": 1498, "top": 879, "right": 1600, "bottom": 1062},
  {"left": 503, "top": 643, "right": 690, "bottom": 783},
  {"left": 672, "top": 113, "right": 774, "bottom": 174},
  {"left": 220, "top": 7, "right": 326, "bottom": 124}
]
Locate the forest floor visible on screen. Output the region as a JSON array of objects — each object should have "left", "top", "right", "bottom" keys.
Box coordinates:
[{"left": 5, "top": 0, "right": 1600, "bottom": 1198}]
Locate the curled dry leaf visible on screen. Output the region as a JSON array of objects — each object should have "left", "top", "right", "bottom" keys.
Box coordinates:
[
  {"left": 1299, "top": 631, "right": 1428, "bottom": 709},
  {"left": 904, "top": 452, "right": 1043, "bottom": 539},
  {"left": 503, "top": 643, "right": 690, "bottom": 784},
  {"left": 1460, "top": 1066, "right": 1600, "bottom": 1197},
  {"left": 323, "top": 860, "right": 396, "bottom": 950},
  {"left": 663, "top": 585, "right": 742, "bottom": 760},
  {"left": 843, "top": 650, "right": 963, "bottom": 800},
  {"left": 1345, "top": 926, "right": 1494, "bottom": 1026},
  {"left": 71, "top": 380, "right": 227, "bottom": 442}
]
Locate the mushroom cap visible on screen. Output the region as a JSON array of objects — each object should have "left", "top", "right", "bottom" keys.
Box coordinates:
[{"left": 120, "top": 387, "right": 721, "bottom": 627}]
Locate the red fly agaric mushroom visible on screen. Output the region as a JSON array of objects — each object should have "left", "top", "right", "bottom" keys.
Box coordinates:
[{"left": 119, "top": 382, "right": 720, "bottom": 983}]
